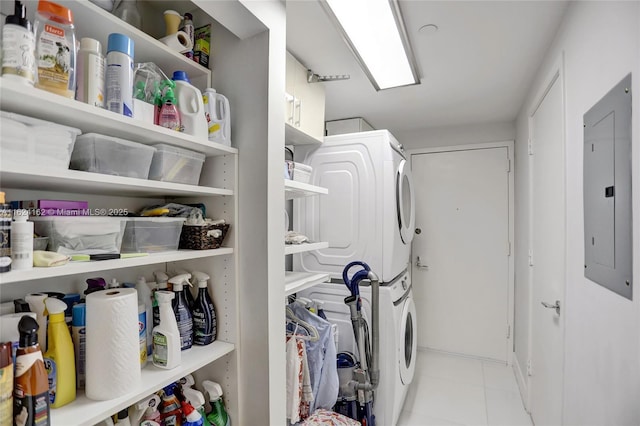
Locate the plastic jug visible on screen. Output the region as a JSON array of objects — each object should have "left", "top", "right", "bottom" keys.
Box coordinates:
[
  {"left": 203, "top": 88, "right": 231, "bottom": 146},
  {"left": 172, "top": 71, "right": 208, "bottom": 139}
]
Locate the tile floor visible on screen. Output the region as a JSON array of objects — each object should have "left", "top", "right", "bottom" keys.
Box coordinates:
[{"left": 397, "top": 350, "right": 532, "bottom": 426}]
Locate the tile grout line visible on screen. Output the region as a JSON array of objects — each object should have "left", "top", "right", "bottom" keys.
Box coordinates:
[{"left": 482, "top": 362, "right": 490, "bottom": 425}]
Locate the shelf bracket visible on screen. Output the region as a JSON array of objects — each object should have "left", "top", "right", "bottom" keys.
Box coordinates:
[{"left": 307, "top": 69, "right": 350, "bottom": 83}]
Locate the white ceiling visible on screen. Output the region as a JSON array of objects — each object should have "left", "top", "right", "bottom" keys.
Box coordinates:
[{"left": 286, "top": 0, "right": 569, "bottom": 135}]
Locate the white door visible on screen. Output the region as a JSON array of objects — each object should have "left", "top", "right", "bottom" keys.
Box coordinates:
[
  {"left": 412, "top": 147, "right": 511, "bottom": 361},
  {"left": 530, "top": 70, "right": 565, "bottom": 425}
]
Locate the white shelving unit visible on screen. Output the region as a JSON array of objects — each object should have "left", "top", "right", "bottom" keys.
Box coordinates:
[
  {"left": 285, "top": 179, "right": 328, "bottom": 199},
  {"left": 285, "top": 271, "right": 330, "bottom": 296},
  {"left": 284, "top": 241, "right": 329, "bottom": 255}
]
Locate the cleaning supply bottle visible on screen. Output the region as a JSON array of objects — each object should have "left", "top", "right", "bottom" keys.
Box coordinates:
[
  {"left": 13, "top": 315, "right": 50, "bottom": 426},
  {"left": 116, "top": 409, "right": 131, "bottom": 426},
  {"left": 152, "top": 291, "right": 180, "bottom": 369},
  {"left": 158, "top": 80, "right": 181, "bottom": 131},
  {"left": 1, "top": 0, "right": 35, "bottom": 85},
  {"left": 181, "top": 400, "right": 203, "bottom": 426},
  {"left": 174, "top": 269, "right": 195, "bottom": 310},
  {"left": 169, "top": 273, "right": 193, "bottom": 350},
  {"left": 182, "top": 387, "right": 210, "bottom": 426},
  {"left": 191, "top": 272, "right": 217, "bottom": 346},
  {"left": 171, "top": 71, "right": 207, "bottom": 139},
  {"left": 0, "top": 192, "right": 12, "bottom": 273},
  {"left": 203, "top": 381, "right": 230, "bottom": 426},
  {"left": 137, "top": 303, "right": 148, "bottom": 367},
  {"left": 136, "top": 277, "right": 153, "bottom": 356},
  {"left": 11, "top": 209, "right": 33, "bottom": 271},
  {"left": 43, "top": 297, "right": 75, "bottom": 408},
  {"left": 130, "top": 394, "right": 161, "bottom": 426},
  {"left": 25, "top": 293, "right": 47, "bottom": 352},
  {"left": 153, "top": 271, "right": 169, "bottom": 327},
  {"left": 71, "top": 303, "right": 86, "bottom": 389},
  {"left": 203, "top": 88, "right": 231, "bottom": 146},
  {"left": 160, "top": 384, "right": 183, "bottom": 426},
  {"left": 0, "top": 342, "right": 13, "bottom": 426},
  {"left": 106, "top": 33, "right": 134, "bottom": 117},
  {"left": 75, "top": 37, "right": 105, "bottom": 107}
]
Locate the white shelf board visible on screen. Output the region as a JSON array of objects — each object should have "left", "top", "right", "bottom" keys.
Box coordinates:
[
  {"left": 285, "top": 123, "right": 323, "bottom": 146},
  {"left": 0, "top": 80, "right": 237, "bottom": 158},
  {"left": 0, "top": 167, "right": 233, "bottom": 198},
  {"left": 284, "top": 241, "right": 329, "bottom": 255},
  {"left": 51, "top": 342, "right": 235, "bottom": 426},
  {"left": 285, "top": 272, "right": 330, "bottom": 296},
  {"left": 0, "top": 248, "right": 233, "bottom": 285},
  {"left": 285, "top": 180, "right": 328, "bottom": 199}
]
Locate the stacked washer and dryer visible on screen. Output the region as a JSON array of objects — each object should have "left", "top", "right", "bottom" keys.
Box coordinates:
[{"left": 293, "top": 130, "right": 418, "bottom": 426}]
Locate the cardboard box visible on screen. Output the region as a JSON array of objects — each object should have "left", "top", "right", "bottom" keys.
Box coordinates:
[{"left": 194, "top": 24, "right": 211, "bottom": 68}]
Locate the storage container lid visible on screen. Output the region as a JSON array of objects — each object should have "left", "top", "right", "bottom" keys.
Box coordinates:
[
  {"left": 76, "top": 133, "right": 156, "bottom": 152},
  {"left": 152, "top": 143, "right": 206, "bottom": 161},
  {"left": 37, "top": 0, "right": 73, "bottom": 24},
  {"left": 126, "top": 217, "right": 187, "bottom": 223},
  {"left": 0, "top": 111, "right": 81, "bottom": 136}
]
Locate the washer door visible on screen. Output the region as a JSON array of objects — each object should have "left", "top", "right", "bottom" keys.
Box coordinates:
[
  {"left": 397, "top": 159, "right": 416, "bottom": 244},
  {"left": 399, "top": 296, "right": 417, "bottom": 384}
]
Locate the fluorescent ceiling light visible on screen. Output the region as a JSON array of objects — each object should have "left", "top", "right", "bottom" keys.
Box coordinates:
[{"left": 323, "top": 0, "right": 419, "bottom": 90}]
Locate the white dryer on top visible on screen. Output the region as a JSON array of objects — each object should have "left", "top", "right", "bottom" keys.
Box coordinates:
[{"left": 294, "top": 130, "right": 415, "bottom": 283}]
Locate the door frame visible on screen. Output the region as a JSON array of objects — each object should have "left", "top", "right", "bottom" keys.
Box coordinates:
[
  {"left": 524, "top": 53, "right": 567, "bottom": 418},
  {"left": 408, "top": 140, "right": 515, "bottom": 365}
]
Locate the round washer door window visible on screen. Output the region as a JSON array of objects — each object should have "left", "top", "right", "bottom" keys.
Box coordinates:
[
  {"left": 399, "top": 296, "right": 417, "bottom": 385},
  {"left": 397, "top": 159, "right": 416, "bottom": 244}
]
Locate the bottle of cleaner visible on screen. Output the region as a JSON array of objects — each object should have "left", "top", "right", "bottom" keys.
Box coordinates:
[
  {"left": 130, "top": 394, "right": 161, "bottom": 426},
  {"left": 173, "top": 269, "right": 195, "bottom": 310},
  {"left": 152, "top": 291, "right": 180, "bottom": 369},
  {"left": 181, "top": 400, "right": 204, "bottom": 426},
  {"left": 71, "top": 303, "right": 86, "bottom": 389},
  {"left": 158, "top": 80, "right": 181, "bottom": 131},
  {"left": 11, "top": 209, "right": 33, "bottom": 271},
  {"left": 0, "top": 192, "right": 12, "bottom": 273},
  {"left": 0, "top": 342, "right": 13, "bottom": 426},
  {"left": 33, "top": 0, "right": 76, "bottom": 98},
  {"left": 1, "top": 0, "right": 36, "bottom": 85},
  {"left": 25, "top": 293, "right": 47, "bottom": 352},
  {"left": 160, "top": 384, "right": 183, "bottom": 426},
  {"left": 13, "top": 315, "right": 50, "bottom": 426},
  {"left": 203, "top": 88, "right": 231, "bottom": 146},
  {"left": 76, "top": 37, "right": 105, "bottom": 108},
  {"left": 191, "top": 271, "right": 217, "bottom": 346},
  {"left": 182, "top": 387, "right": 210, "bottom": 426},
  {"left": 116, "top": 409, "right": 131, "bottom": 426},
  {"left": 43, "top": 297, "right": 76, "bottom": 408},
  {"left": 172, "top": 71, "right": 207, "bottom": 139},
  {"left": 136, "top": 277, "right": 153, "bottom": 356},
  {"left": 169, "top": 274, "right": 193, "bottom": 350},
  {"left": 203, "top": 381, "right": 230, "bottom": 426},
  {"left": 153, "top": 271, "right": 169, "bottom": 327},
  {"left": 106, "top": 33, "right": 134, "bottom": 117},
  {"left": 138, "top": 303, "right": 148, "bottom": 367}
]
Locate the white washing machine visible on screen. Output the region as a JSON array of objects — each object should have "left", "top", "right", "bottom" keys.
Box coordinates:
[
  {"left": 299, "top": 269, "right": 417, "bottom": 426},
  {"left": 294, "top": 130, "right": 415, "bottom": 283}
]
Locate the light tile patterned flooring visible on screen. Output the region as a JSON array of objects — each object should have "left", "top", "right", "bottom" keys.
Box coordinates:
[{"left": 397, "top": 350, "right": 532, "bottom": 426}]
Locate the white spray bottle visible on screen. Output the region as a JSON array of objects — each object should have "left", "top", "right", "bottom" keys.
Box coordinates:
[
  {"left": 25, "top": 293, "right": 48, "bottom": 352},
  {"left": 152, "top": 291, "right": 180, "bottom": 369},
  {"left": 129, "top": 394, "right": 161, "bottom": 426},
  {"left": 183, "top": 386, "right": 210, "bottom": 426},
  {"left": 168, "top": 273, "right": 193, "bottom": 350}
]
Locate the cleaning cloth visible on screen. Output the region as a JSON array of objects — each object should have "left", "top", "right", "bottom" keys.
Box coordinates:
[{"left": 33, "top": 251, "right": 71, "bottom": 267}]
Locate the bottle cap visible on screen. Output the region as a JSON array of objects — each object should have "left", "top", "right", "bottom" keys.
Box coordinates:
[
  {"left": 192, "top": 271, "right": 210, "bottom": 288},
  {"left": 184, "top": 13, "right": 193, "bottom": 21},
  {"left": 107, "top": 33, "right": 134, "bottom": 57},
  {"left": 37, "top": 0, "right": 73, "bottom": 24},
  {"left": 117, "top": 409, "right": 128, "bottom": 420},
  {"left": 44, "top": 297, "right": 67, "bottom": 316},
  {"left": 202, "top": 380, "right": 223, "bottom": 401},
  {"left": 172, "top": 71, "right": 191, "bottom": 83},
  {"left": 0, "top": 191, "right": 5, "bottom": 204},
  {"left": 80, "top": 37, "right": 102, "bottom": 53},
  {"left": 18, "top": 315, "right": 39, "bottom": 347},
  {"left": 13, "top": 298, "right": 31, "bottom": 313},
  {"left": 5, "top": 1, "right": 31, "bottom": 31},
  {"left": 72, "top": 303, "right": 86, "bottom": 327}
]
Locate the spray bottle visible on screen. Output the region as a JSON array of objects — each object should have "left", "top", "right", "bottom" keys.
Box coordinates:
[
  {"left": 203, "top": 381, "right": 230, "bottom": 426},
  {"left": 181, "top": 399, "right": 204, "bottom": 426},
  {"left": 43, "top": 297, "right": 76, "bottom": 408},
  {"left": 153, "top": 271, "right": 169, "bottom": 327},
  {"left": 182, "top": 386, "right": 210, "bottom": 426},
  {"left": 158, "top": 80, "right": 181, "bottom": 132},
  {"left": 136, "top": 276, "right": 153, "bottom": 355},
  {"left": 169, "top": 273, "right": 193, "bottom": 350},
  {"left": 160, "top": 383, "right": 183, "bottom": 426},
  {"left": 192, "top": 271, "right": 217, "bottom": 346},
  {"left": 173, "top": 268, "right": 195, "bottom": 309},
  {"left": 24, "top": 293, "right": 47, "bottom": 352},
  {"left": 152, "top": 291, "right": 180, "bottom": 369},
  {"left": 129, "top": 394, "right": 161, "bottom": 426}
]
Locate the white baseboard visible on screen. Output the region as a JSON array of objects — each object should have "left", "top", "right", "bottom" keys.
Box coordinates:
[{"left": 513, "top": 354, "right": 530, "bottom": 412}]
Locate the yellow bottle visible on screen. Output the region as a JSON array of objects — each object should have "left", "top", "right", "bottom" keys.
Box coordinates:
[{"left": 43, "top": 297, "right": 76, "bottom": 408}]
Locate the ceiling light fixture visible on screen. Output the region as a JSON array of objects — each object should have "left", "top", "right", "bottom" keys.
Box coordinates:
[{"left": 321, "top": 0, "right": 420, "bottom": 90}]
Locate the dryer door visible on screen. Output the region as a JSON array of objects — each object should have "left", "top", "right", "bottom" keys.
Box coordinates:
[
  {"left": 399, "top": 296, "right": 417, "bottom": 384},
  {"left": 397, "top": 159, "right": 416, "bottom": 244}
]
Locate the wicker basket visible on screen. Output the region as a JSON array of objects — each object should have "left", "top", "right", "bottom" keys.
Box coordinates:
[{"left": 179, "top": 223, "right": 230, "bottom": 250}]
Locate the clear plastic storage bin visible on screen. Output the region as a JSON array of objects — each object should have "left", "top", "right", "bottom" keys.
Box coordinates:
[
  {"left": 286, "top": 161, "right": 312, "bottom": 184},
  {"left": 121, "top": 217, "right": 186, "bottom": 253},
  {"left": 0, "top": 111, "right": 81, "bottom": 170},
  {"left": 70, "top": 133, "right": 156, "bottom": 179},
  {"left": 148, "top": 144, "right": 205, "bottom": 185},
  {"left": 32, "top": 216, "right": 127, "bottom": 255}
]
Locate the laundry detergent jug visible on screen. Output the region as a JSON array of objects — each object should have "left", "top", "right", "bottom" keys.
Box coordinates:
[
  {"left": 203, "top": 88, "right": 231, "bottom": 146},
  {"left": 172, "top": 71, "right": 208, "bottom": 139}
]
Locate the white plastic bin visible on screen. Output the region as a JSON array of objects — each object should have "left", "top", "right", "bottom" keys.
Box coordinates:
[
  {"left": 32, "top": 216, "right": 127, "bottom": 255},
  {"left": 0, "top": 111, "right": 81, "bottom": 170},
  {"left": 70, "top": 133, "right": 156, "bottom": 179},
  {"left": 121, "top": 217, "right": 186, "bottom": 253},
  {"left": 148, "top": 144, "right": 205, "bottom": 185}
]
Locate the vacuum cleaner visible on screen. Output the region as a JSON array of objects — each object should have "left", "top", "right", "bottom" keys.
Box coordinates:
[{"left": 334, "top": 261, "right": 380, "bottom": 426}]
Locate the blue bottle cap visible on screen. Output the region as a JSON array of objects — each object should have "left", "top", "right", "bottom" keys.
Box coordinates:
[
  {"left": 72, "top": 303, "right": 86, "bottom": 327},
  {"left": 107, "top": 33, "right": 134, "bottom": 57},
  {"left": 172, "top": 70, "right": 190, "bottom": 83},
  {"left": 62, "top": 293, "right": 81, "bottom": 317}
]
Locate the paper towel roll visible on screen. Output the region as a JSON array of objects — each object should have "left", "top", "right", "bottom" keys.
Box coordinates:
[
  {"left": 85, "top": 288, "right": 141, "bottom": 400},
  {"left": 159, "top": 31, "right": 193, "bottom": 54}
]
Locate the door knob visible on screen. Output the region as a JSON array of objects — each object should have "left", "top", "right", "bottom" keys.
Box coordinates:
[
  {"left": 415, "top": 228, "right": 422, "bottom": 234},
  {"left": 541, "top": 300, "right": 561, "bottom": 315},
  {"left": 415, "top": 256, "right": 429, "bottom": 270}
]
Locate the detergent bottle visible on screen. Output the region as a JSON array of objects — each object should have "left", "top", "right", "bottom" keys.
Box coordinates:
[
  {"left": 160, "top": 384, "right": 183, "bottom": 426},
  {"left": 203, "top": 88, "right": 231, "bottom": 146},
  {"left": 130, "top": 394, "right": 161, "bottom": 426},
  {"left": 172, "top": 268, "right": 195, "bottom": 309},
  {"left": 43, "top": 297, "right": 76, "bottom": 408},
  {"left": 203, "top": 381, "right": 230, "bottom": 426},
  {"left": 182, "top": 387, "right": 210, "bottom": 426},
  {"left": 191, "top": 271, "right": 217, "bottom": 346},
  {"left": 152, "top": 291, "right": 180, "bottom": 369},
  {"left": 181, "top": 400, "right": 204, "bottom": 426},
  {"left": 172, "top": 71, "right": 208, "bottom": 139},
  {"left": 169, "top": 273, "right": 193, "bottom": 351}
]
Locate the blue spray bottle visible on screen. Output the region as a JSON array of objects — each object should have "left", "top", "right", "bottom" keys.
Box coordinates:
[
  {"left": 191, "top": 271, "right": 217, "bottom": 346},
  {"left": 169, "top": 273, "right": 193, "bottom": 350}
]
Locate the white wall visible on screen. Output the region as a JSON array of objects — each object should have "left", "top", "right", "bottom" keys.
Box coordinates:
[
  {"left": 514, "top": 2, "right": 640, "bottom": 424},
  {"left": 394, "top": 121, "right": 515, "bottom": 150}
]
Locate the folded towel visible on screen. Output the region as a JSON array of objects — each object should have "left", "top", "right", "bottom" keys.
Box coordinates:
[{"left": 33, "top": 251, "right": 71, "bottom": 267}]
